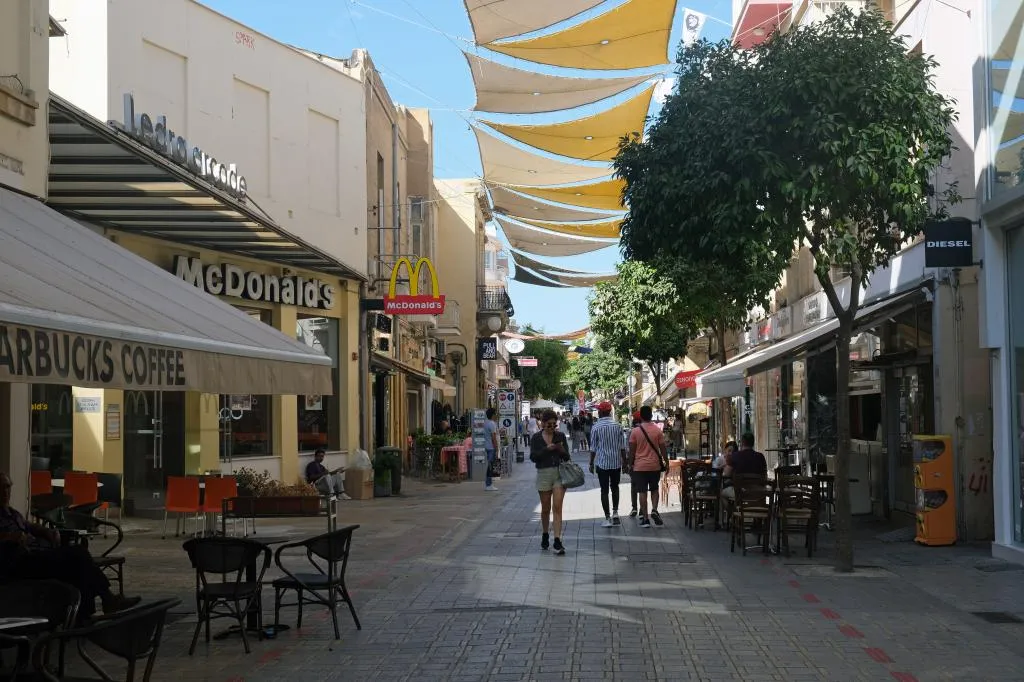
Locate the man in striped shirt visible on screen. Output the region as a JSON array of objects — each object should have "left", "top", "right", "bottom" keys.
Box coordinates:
[{"left": 588, "top": 401, "right": 626, "bottom": 527}]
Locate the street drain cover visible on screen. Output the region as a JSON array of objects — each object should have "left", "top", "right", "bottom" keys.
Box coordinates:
[
  {"left": 972, "top": 611, "right": 1024, "bottom": 624},
  {"left": 975, "top": 562, "right": 1024, "bottom": 573},
  {"left": 626, "top": 554, "right": 696, "bottom": 564}
]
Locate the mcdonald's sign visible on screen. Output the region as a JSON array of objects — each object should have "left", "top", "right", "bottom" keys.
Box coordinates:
[{"left": 383, "top": 257, "right": 446, "bottom": 315}]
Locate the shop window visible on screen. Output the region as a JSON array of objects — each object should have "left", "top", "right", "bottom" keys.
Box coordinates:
[
  {"left": 1007, "top": 226, "right": 1024, "bottom": 541},
  {"left": 296, "top": 316, "right": 340, "bottom": 452},
  {"left": 30, "top": 384, "right": 73, "bottom": 474},
  {"left": 988, "top": 2, "right": 1024, "bottom": 197},
  {"left": 222, "top": 309, "right": 273, "bottom": 458}
]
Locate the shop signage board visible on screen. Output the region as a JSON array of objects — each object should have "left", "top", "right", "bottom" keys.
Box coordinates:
[
  {"left": 478, "top": 338, "right": 498, "bottom": 360},
  {"left": 117, "top": 94, "right": 249, "bottom": 199},
  {"left": 383, "top": 257, "right": 446, "bottom": 315},
  {"left": 674, "top": 370, "right": 700, "bottom": 390},
  {"left": 74, "top": 397, "right": 101, "bottom": 413},
  {"left": 471, "top": 408, "right": 487, "bottom": 463},
  {"left": 173, "top": 256, "right": 335, "bottom": 310},
  {"left": 517, "top": 356, "right": 538, "bottom": 367},
  {"left": 924, "top": 218, "right": 973, "bottom": 267},
  {"left": 504, "top": 338, "right": 525, "bottom": 354}
]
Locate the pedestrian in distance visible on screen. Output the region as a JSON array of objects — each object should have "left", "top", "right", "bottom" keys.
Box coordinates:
[
  {"left": 484, "top": 407, "right": 500, "bottom": 492},
  {"left": 530, "top": 409, "right": 571, "bottom": 555}
]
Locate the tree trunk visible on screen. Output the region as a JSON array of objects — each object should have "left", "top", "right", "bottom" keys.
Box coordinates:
[
  {"left": 833, "top": 314, "right": 855, "bottom": 572},
  {"left": 649, "top": 361, "right": 663, "bottom": 407},
  {"left": 714, "top": 322, "right": 733, "bottom": 449}
]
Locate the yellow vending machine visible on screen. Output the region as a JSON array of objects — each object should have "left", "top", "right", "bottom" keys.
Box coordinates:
[{"left": 913, "top": 435, "right": 956, "bottom": 546}]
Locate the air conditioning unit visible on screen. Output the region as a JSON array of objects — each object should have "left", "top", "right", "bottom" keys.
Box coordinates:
[{"left": 436, "top": 340, "right": 446, "bottom": 357}]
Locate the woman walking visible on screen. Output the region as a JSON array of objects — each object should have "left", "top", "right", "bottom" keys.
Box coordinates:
[{"left": 530, "top": 409, "right": 571, "bottom": 555}]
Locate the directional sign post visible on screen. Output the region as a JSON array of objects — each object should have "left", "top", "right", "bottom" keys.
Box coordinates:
[{"left": 517, "top": 356, "right": 538, "bottom": 367}]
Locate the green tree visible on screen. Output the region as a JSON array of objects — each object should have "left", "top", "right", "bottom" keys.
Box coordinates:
[
  {"left": 614, "top": 8, "right": 957, "bottom": 571},
  {"left": 588, "top": 260, "right": 693, "bottom": 401},
  {"left": 562, "top": 340, "right": 629, "bottom": 396},
  {"left": 518, "top": 337, "right": 568, "bottom": 400}
]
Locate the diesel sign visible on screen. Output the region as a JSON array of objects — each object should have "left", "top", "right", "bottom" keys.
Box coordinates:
[
  {"left": 923, "top": 218, "right": 973, "bottom": 268},
  {"left": 173, "top": 256, "right": 335, "bottom": 310}
]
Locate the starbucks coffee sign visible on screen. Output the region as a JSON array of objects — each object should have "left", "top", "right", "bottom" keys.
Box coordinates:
[
  {"left": 117, "top": 93, "right": 248, "bottom": 199},
  {"left": 173, "top": 256, "right": 335, "bottom": 310}
]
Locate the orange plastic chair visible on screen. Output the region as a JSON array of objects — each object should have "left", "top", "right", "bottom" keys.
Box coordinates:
[
  {"left": 30, "top": 470, "right": 52, "bottom": 497},
  {"left": 200, "top": 476, "right": 243, "bottom": 536},
  {"left": 163, "top": 476, "right": 202, "bottom": 539}
]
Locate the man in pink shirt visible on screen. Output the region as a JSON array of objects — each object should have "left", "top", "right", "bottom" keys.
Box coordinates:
[{"left": 628, "top": 405, "right": 669, "bottom": 528}]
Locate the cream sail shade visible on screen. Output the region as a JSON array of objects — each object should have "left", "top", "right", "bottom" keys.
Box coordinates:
[
  {"left": 512, "top": 265, "right": 571, "bottom": 288},
  {"left": 474, "top": 126, "right": 612, "bottom": 186},
  {"left": 479, "top": 85, "right": 655, "bottom": 162},
  {"left": 517, "top": 216, "right": 622, "bottom": 239},
  {"left": 465, "top": 52, "right": 653, "bottom": 114},
  {"left": 464, "top": 0, "right": 606, "bottom": 44},
  {"left": 0, "top": 187, "right": 332, "bottom": 395},
  {"left": 487, "top": 184, "right": 621, "bottom": 223},
  {"left": 483, "top": 0, "right": 679, "bottom": 70},
  {"left": 541, "top": 270, "right": 619, "bottom": 286},
  {"left": 503, "top": 178, "right": 625, "bottom": 211},
  {"left": 510, "top": 248, "right": 593, "bottom": 275},
  {"left": 496, "top": 215, "right": 617, "bottom": 257}
]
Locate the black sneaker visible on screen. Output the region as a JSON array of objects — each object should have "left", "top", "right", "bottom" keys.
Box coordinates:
[
  {"left": 541, "top": 533, "right": 550, "bottom": 551},
  {"left": 639, "top": 516, "right": 652, "bottom": 529},
  {"left": 612, "top": 512, "right": 621, "bottom": 526},
  {"left": 629, "top": 509, "right": 638, "bottom": 518},
  {"left": 553, "top": 538, "right": 565, "bottom": 555},
  {"left": 651, "top": 510, "right": 664, "bottom": 527}
]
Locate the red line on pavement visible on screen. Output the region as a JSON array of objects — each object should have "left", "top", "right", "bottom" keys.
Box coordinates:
[
  {"left": 802, "top": 593, "right": 820, "bottom": 603},
  {"left": 839, "top": 624, "right": 864, "bottom": 638},
  {"left": 820, "top": 608, "right": 842, "bottom": 620},
  {"left": 865, "top": 648, "right": 893, "bottom": 663},
  {"left": 891, "top": 674, "right": 919, "bottom": 682},
  {"left": 258, "top": 649, "right": 284, "bottom": 664},
  {"left": 760, "top": 558, "right": 772, "bottom": 565},
  {"left": 788, "top": 579, "right": 800, "bottom": 588}
]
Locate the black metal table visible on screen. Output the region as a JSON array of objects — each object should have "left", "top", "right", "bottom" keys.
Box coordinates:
[{"left": 213, "top": 535, "right": 293, "bottom": 641}]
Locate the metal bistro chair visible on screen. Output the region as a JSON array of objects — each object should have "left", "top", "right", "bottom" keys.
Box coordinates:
[
  {"left": 272, "top": 526, "right": 362, "bottom": 640},
  {"left": 59, "top": 511, "right": 128, "bottom": 597},
  {"left": 0, "top": 580, "right": 80, "bottom": 678},
  {"left": 31, "top": 599, "right": 180, "bottom": 682},
  {"left": 182, "top": 537, "right": 271, "bottom": 655}
]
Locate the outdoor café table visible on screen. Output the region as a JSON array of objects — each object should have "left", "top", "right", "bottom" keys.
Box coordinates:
[
  {"left": 814, "top": 473, "right": 860, "bottom": 530},
  {"left": 0, "top": 617, "right": 48, "bottom": 632},
  {"left": 213, "top": 535, "right": 292, "bottom": 641},
  {"left": 50, "top": 479, "right": 104, "bottom": 489},
  {"left": 440, "top": 446, "right": 468, "bottom": 482}
]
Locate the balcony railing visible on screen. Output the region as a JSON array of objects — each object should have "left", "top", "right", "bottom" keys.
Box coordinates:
[{"left": 477, "top": 286, "right": 514, "bottom": 317}]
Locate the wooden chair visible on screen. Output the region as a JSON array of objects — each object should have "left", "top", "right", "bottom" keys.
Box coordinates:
[
  {"left": 30, "top": 471, "right": 52, "bottom": 497},
  {"left": 162, "top": 476, "right": 202, "bottom": 539},
  {"left": 775, "top": 476, "right": 820, "bottom": 556},
  {"left": 730, "top": 482, "right": 773, "bottom": 555},
  {"left": 689, "top": 468, "right": 722, "bottom": 531},
  {"left": 680, "top": 461, "right": 705, "bottom": 526}
]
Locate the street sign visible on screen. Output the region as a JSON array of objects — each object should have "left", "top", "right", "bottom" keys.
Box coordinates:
[
  {"left": 500, "top": 416, "right": 514, "bottom": 430},
  {"left": 674, "top": 370, "right": 700, "bottom": 390},
  {"left": 497, "top": 389, "right": 516, "bottom": 415},
  {"left": 924, "top": 218, "right": 973, "bottom": 267},
  {"left": 504, "top": 338, "right": 525, "bottom": 354},
  {"left": 517, "top": 356, "right": 538, "bottom": 367}
]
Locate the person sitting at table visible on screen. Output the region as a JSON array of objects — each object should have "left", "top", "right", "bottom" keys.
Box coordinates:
[
  {"left": 0, "top": 472, "right": 140, "bottom": 620},
  {"left": 305, "top": 448, "right": 329, "bottom": 484},
  {"left": 721, "top": 434, "right": 767, "bottom": 501}
]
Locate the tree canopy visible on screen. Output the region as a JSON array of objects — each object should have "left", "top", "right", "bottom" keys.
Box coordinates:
[
  {"left": 562, "top": 340, "right": 629, "bottom": 396},
  {"left": 519, "top": 337, "right": 568, "bottom": 401},
  {"left": 588, "top": 260, "right": 692, "bottom": 399}
]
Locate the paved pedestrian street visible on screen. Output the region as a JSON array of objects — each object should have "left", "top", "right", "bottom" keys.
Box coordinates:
[{"left": 89, "top": 452, "right": 1024, "bottom": 681}]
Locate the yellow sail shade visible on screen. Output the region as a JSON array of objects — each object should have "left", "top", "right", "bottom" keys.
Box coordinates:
[
  {"left": 474, "top": 126, "right": 612, "bottom": 186},
  {"left": 518, "top": 216, "right": 622, "bottom": 239},
  {"left": 480, "top": 85, "right": 654, "bottom": 162},
  {"left": 501, "top": 178, "right": 626, "bottom": 212},
  {"left": 463, "top": 0, "right": 605, "bottom": 44},
  {"left": 484, "top": 0, "right": 679, "bottom": 71},
  {"left": 495, "top": 215, "right": 617, "bottom": 257},
  {"left": 487, "top": 184, "right": 620, "bottom": 223}
]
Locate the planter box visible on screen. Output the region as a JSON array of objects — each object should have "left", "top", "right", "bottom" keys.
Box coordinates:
[{"left": 225, "top": 495, "right": 321, "bottom": 518}]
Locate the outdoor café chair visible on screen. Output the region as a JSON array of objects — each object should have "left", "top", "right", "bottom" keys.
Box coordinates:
[
  {"left": 60, "top": 511, "right": 128, "bottom": 596},
  {"left": 730, "top": 482, "right": 773, "bottom": 555},
  {"left": 30, "top": 598, "right": 180, "bottom": 682},
  {"left": 163, "top": 476, "right": 202, "bottom": 539},
  {"left": 0, "top": 580, "right": 80, "bottom": 677},
  {"left": 182, "top": 537, "right": 270, "bottom": 655},
  {"left": 272, "top": 525, "right": 362, "bottom": 639}
]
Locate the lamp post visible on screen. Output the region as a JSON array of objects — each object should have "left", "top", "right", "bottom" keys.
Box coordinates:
[{"left": 447, "top": 342, "right": 469, "bottom": 416}]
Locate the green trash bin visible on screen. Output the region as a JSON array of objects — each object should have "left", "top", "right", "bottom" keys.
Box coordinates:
[{"left": 374, "top": 446, "right": 403, "bottom": 495}]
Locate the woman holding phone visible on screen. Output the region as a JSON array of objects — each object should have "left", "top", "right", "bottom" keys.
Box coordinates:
[{"left": 530, "top": 409, "right": 571, "bottom": 555}]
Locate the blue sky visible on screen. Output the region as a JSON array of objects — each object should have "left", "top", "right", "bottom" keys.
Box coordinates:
[{"left": 202, "top": 0, "right": 733, "bottom": 333}]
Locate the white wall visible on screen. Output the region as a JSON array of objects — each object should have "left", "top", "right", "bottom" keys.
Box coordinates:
[{"left": 49, "top": 0, "right": 368, "bottom": 276}]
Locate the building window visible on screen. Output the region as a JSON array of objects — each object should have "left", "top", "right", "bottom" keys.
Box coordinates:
[
  {"left": 988, "top": 2, "right": 1024, "bottom": 197},
  {"left": 410, "top": 196, "right": 424, "bottom": 256},
  {"left": 1007, "top": 226, "right": 1024, "bottom": 541},
  {"left": 296, "top": 316, "right": 340, "bottom": 452},
  {"left": 222, "top": 309, "right": 273, "bottom": 458},
  {"left": 30, "top": 384, "right": 73, "bottom": 474},
  {"left": 484, "top": 249, "right": 495, "bottom": 272}
]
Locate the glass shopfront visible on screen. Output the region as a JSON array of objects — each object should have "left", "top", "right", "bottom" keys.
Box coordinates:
[
  {"left": 296, "top": 316, "right": 340, "bottom": 452},
  {"left": 30, "top": 384, "right": 73, "bottom": 474},
  {"left": 1008, "top": 226, "right": 1024, "bottom": 541},
  {"left": 988, "top": 2, "right": 1024, "bottom": 196},
  {"left": 222, "top": 309, "right": 273, "bottom": 458}
]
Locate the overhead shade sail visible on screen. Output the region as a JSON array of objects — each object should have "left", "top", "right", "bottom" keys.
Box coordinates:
[
  {"left": 697, "top": 290, "right": 921, "bottom": 398},
  {"left": 495, "top": 215, "right": 617, "bottom": 257},
  {"left": 503, "top": 178, "right": 625, "bottom": 211},
  {"left": 512, "top": 265, "right": 570, "bottom": 288},
  {"left": 541, "top": 270, "right": 619, "bottom": 287},
  {"left": 0, "top": 187, "right": 332, "bottom": 394},
  {"left": 483, "top": 0, "right": 679, "bottom": 70},
  {"left": 487, "top": 184, "right": 620, "bottom": 223},
  {"left": 510, "top": 248, "right": 592, "bottom": 275},
  {"left": 510, "top": 249, "right": 618, "bottom": 286},
  {"left": 464, "top": 0, "right": 605, "bottom": 44},
  {"left": 504, "top": 326, "right": 590, "bottom": 340},
  {"left": 474, "top": 126, "right": 611, "bottom": 186},
  {"left": 479, "top": 85, "right": 656, "bottom": 162},
  {"left": 465, "top": 52, "right": 652, "bottom": 114},
  {"left": 518, "top": 216, "right": 622, "bottom": 239}
]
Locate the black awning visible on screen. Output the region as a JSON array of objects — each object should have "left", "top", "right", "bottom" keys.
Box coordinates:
[{"left": 46, "top": 94, "right": 364, "bottom": 281}]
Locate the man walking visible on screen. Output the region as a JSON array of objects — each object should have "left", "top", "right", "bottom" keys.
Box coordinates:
[
  {"left": 588, "top": 402, "right": 626, "bottom": 527},
  {"left": 628, "top": 405, "right": 669, "bottom": 528}
]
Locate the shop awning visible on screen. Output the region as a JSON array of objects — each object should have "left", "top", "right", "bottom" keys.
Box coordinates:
[
  {"left": 369, "top": 352, "right": 430, "bottom": 381},
  {"left": 697, "top": 290, "right": 922, "bottom": 399},
  {"left": 0, "top": 187, "right": 332, "bottom": 395},
  {"left": 45, "top": 95, "right": 363, "bottom": 281},
  {"left": 429, "top": 376, "right": 458, "bottom": 397}
]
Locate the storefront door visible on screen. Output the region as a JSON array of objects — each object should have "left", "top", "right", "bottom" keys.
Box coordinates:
[
  {"left": 888, "top": 363, "right": 935, "bottom": 514},
  {"left": 124, "top": 391, "right": 185, "bottom": 512}
]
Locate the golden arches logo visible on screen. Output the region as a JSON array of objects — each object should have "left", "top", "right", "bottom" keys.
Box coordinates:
[{"left": 383, "top": 257, "right": 446, "bottom": 315}]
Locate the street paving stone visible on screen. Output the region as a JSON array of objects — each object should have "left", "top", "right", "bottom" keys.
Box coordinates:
[{"left": 56, "top": 450, "right": 1024, "bottom": 680}]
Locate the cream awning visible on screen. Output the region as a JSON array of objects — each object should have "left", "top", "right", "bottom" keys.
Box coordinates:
[
  {"left": 0, "top": 187, "right": 332, "bottom": 395},
  {"left": 480, "top": 85, "right": 655, "bottom": 162},
  {"left": 484, "top": 0, "right": 679, "bottom": 70},
  {"left": 463, "top": 0, "right": 605, "bottom": 44},
  {"left": 517, "top": 216, "right": 622, "bottom": 239},
  {"left": 465, "top": 52, "right": 653, "bottom": 114},
  {"left": 474, "top": 126, "right": 611, "bottom": 186},
  {"left": 495, "top": 215, "right": 617, "bottom": 257},
  {"left": 502, "top": 178, "right": 625, "bottom": 211},
  {"left": 487, "top": 184, "right": 621, "bottom": 223}
]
